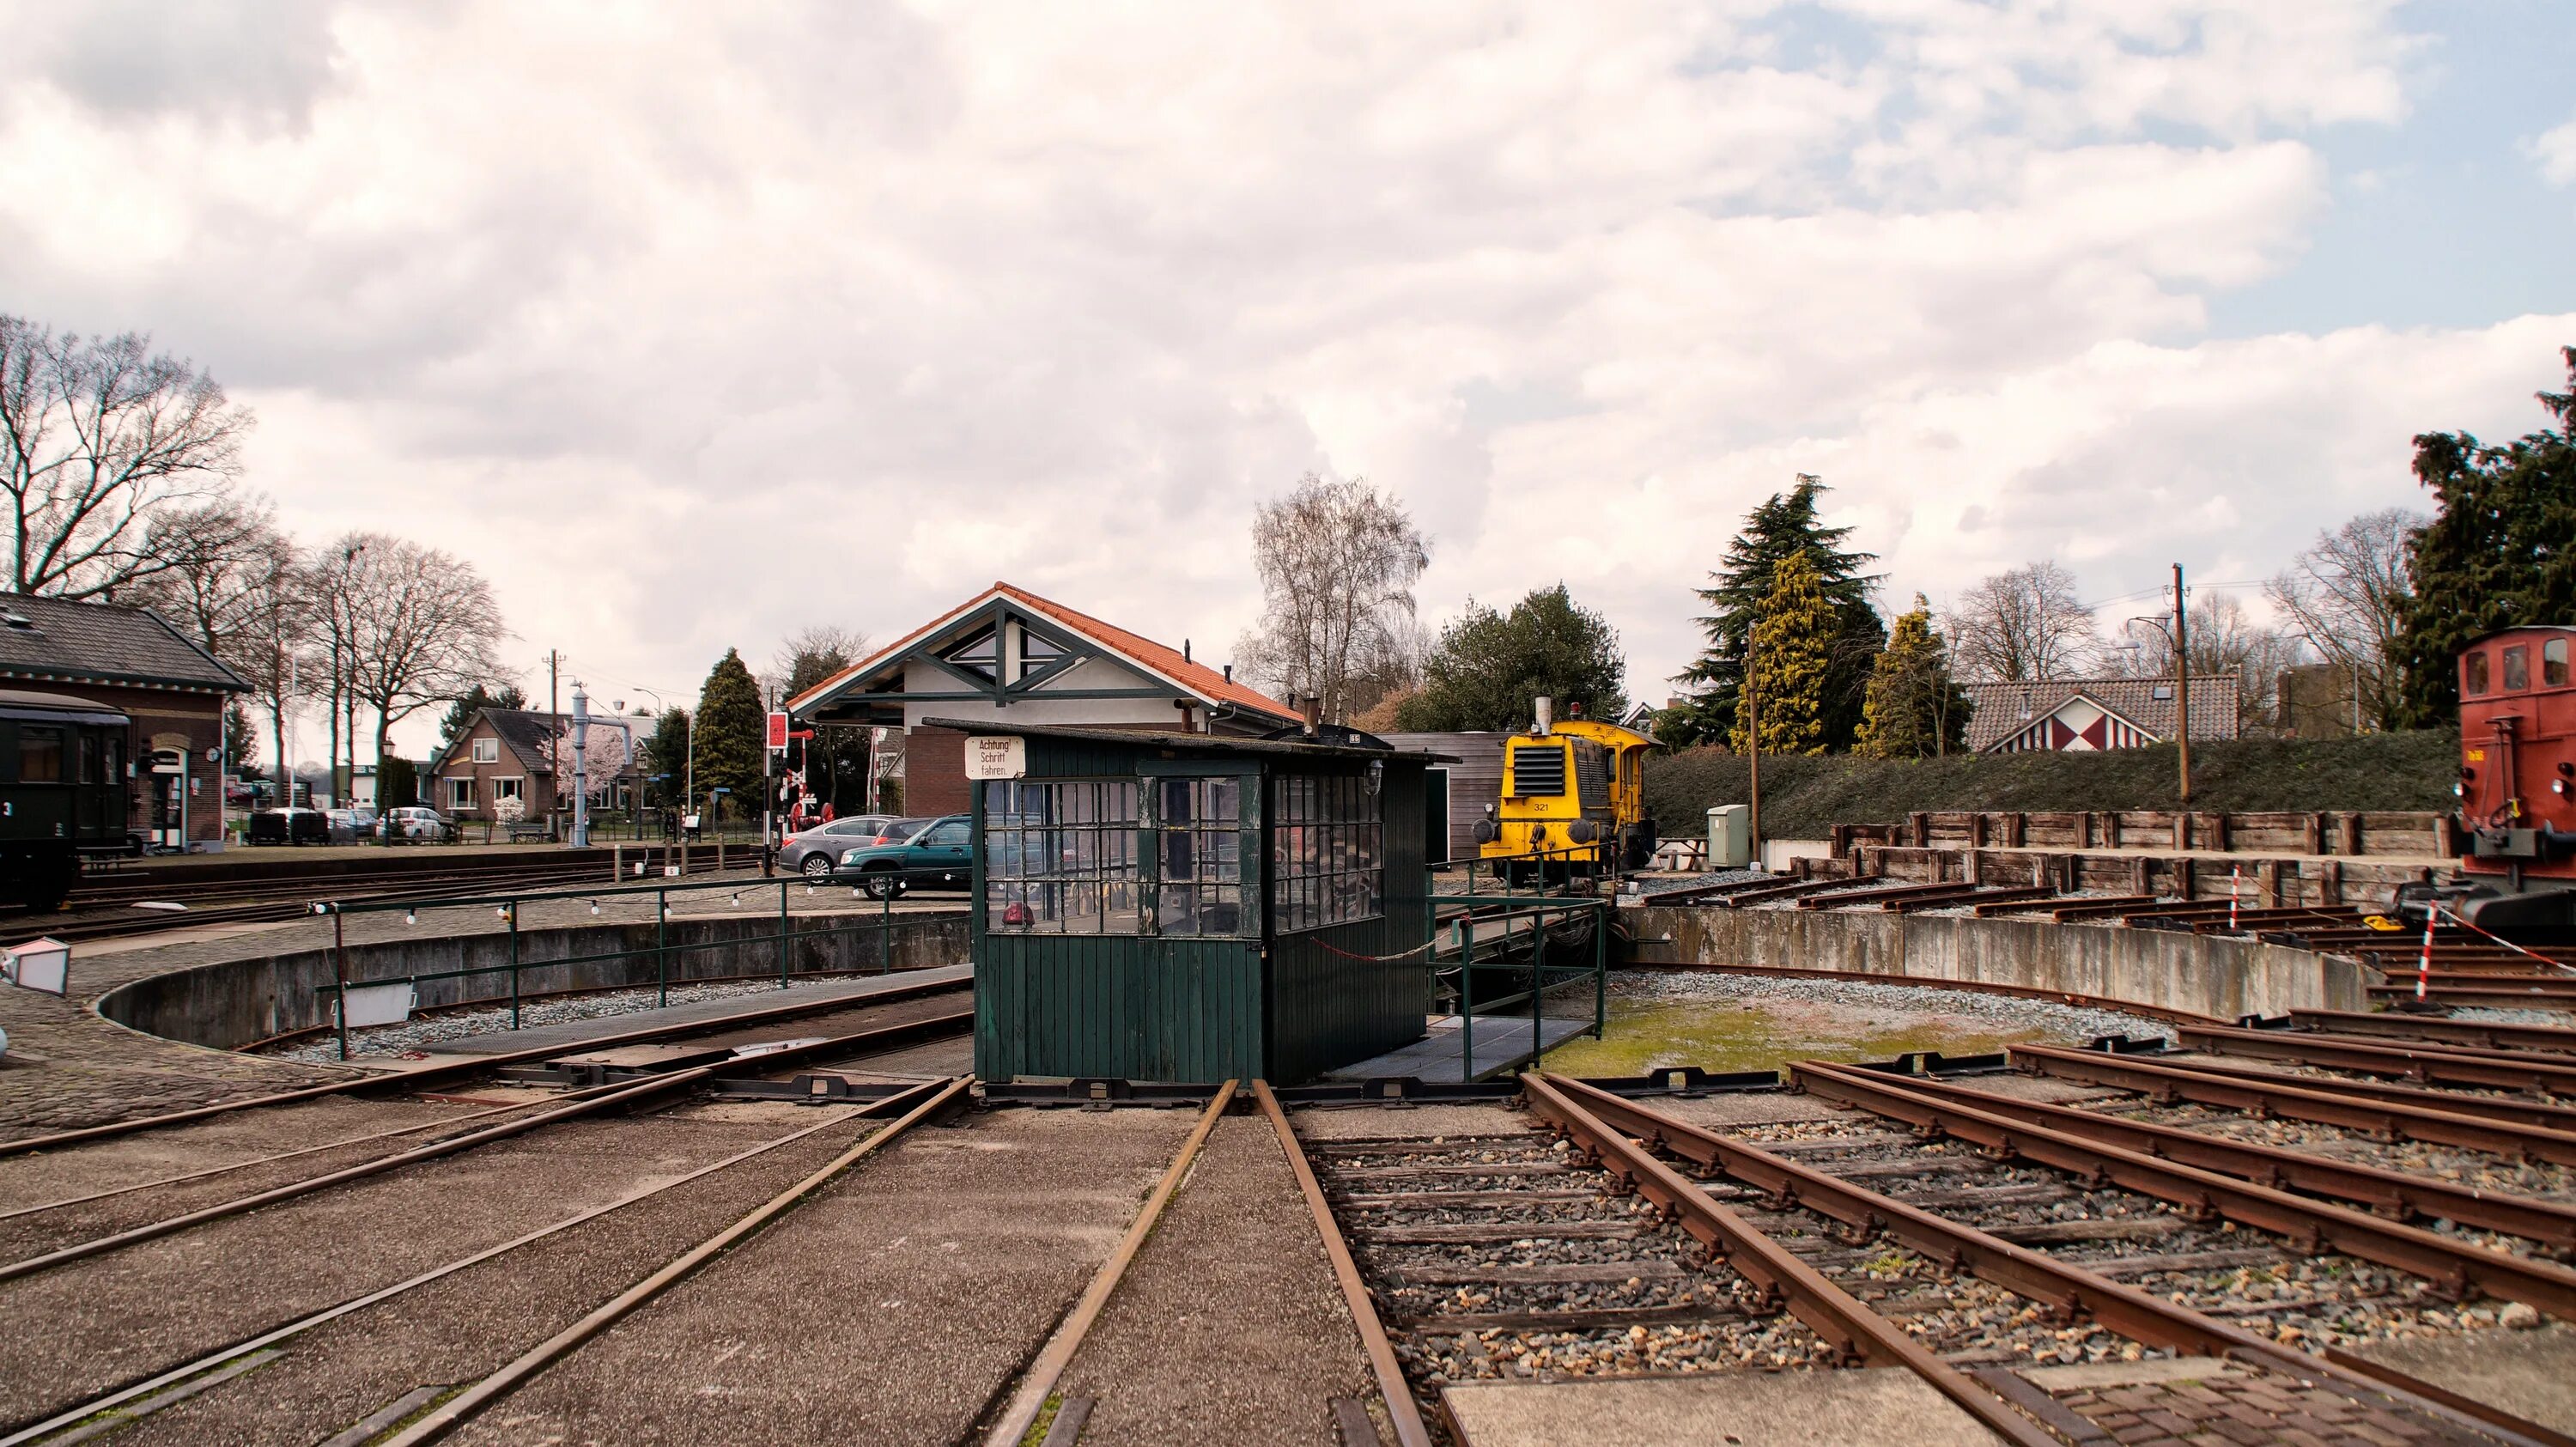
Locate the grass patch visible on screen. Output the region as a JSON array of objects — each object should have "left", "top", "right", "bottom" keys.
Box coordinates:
[{"left": 1643, "top": 729, "right": 2460, "bottom": 842}]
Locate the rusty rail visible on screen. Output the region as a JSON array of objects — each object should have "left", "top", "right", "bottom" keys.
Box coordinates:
[
  {"left": 2175, "top": 1023, "right": 2576, "bottom": 1095},
  {"left": 2011, "top": 1043, "right": 2576, "bottom": 1159},
  {"left": 380, "top": 1075, "right": 973, "bottom": 1446},
  {"left": 1254, "top": 1080, "right": 1436, "bottom": 1447},
  {"left": 1793, "top": 1059, "right": 2576, "bottom": 1320},
  {"left": 0, "top": 972, "right": 969, "bottom": 1158},
  {"left": 1844, "top": 1067, "right": 2576, "bottom": 1251},
  {"left": 1533, "top": 1073, "right": 2567, "bottom": 1447},
  {"left": 2287, "top": 1007, "right": 2576, "bottom": 1056},
  {"left": 982, "top": 1082, "right": 1237, "bottom": 1447},
  {"left": 0, "top": 1009, "right": 973, "bottom": 1286},
  {"left": 1517, "top": 1073, "right": 2062, "bottom": 1446}
]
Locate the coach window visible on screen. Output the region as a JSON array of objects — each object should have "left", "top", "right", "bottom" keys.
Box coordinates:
[
  {"left": 18, "top": 726, "right": 63, "bottom": 784},
  {"left": 2464, "top": 650, "right": 2490, "bottom": 696},
  {"left": 2504, "top": 645, "right": 2530, "bottom": 693},
  {"left": 2547, "top": 638, "right": 2570, "bottom": 689}
]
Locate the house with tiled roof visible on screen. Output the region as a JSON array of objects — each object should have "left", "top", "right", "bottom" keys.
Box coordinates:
[
  {"left": 787, "top": 583, "right": 1303, "bottom": 817},
  {"left": 1960, "top": 674, "right": 2241, "bottom": 755},
  {"left": 427, "top": 707, "right": 638, "bottom": 824},
  {"left": 0, "top": 593, "right": 247, "bottom": 848}
]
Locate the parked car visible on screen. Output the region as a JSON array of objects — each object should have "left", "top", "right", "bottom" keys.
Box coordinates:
[
  {"left": 834, "top": 814, "right": 973, "bottom": 899},
  {"left": 325, "top": 807, "right": 378, "bottom": 843},
  {"left": 247, "top": 807, "right": 329, "bottom": 846},
  {"left": 778, "top": 814, "right": 911, "bottom": 879},
  {"left": 380, "top": 806, "right": 455, "bottom": 843}
]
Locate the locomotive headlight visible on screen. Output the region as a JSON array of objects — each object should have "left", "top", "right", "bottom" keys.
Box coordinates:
[
  {"left": 2556, "top": 779, "right": 2569, "bottom": 798},
  {"left": 2452, "top": 781, "right": 2464, "bottom": 798}
]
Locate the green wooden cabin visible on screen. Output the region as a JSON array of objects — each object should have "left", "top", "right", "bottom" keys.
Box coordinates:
[{"left": 944, "top": 719, "right": 1437, "bottom": 1084}]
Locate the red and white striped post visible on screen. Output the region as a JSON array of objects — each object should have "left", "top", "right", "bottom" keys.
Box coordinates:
[
  {"left": 2228, "top": 865, "right": 2240, "bottom": 931},
  {"left": 2415, "top": 905, "right": 2437, "bottom": 1002}
]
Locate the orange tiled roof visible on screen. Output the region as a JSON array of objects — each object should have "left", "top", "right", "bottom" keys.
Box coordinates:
[{"left": 787, "top": 582, "right": 1298, "bottom": 723}]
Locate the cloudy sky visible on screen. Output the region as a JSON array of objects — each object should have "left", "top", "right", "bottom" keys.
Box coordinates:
[{"left": 3, "top": 0, "right": 2571, "bottom": 759}]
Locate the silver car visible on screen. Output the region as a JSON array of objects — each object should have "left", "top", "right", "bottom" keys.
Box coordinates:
[{"left": 779, "top": 815, "right": 919, "bottom": 879}]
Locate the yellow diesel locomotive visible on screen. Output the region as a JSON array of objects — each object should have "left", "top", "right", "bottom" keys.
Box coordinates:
[{"left": 1470, "top": 700, "right": 1656, "bottom": 882}]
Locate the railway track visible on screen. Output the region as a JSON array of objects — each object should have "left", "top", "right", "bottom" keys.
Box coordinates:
[
  {"left": 1273, "top": 1061, "right": 2576, "bottom": 1444},
  {"left": 0, "top": 986, "right": 978, "bottom": 1444}
]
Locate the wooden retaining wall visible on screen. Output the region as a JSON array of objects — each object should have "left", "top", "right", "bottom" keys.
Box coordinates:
[{"left": 1832, "top": 810, "right": 2451, "bottom": 860}]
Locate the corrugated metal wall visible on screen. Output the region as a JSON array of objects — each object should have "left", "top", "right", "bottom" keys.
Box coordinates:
[{"left": 1382, "top": 733, "right": 1511, "bottom": 862}]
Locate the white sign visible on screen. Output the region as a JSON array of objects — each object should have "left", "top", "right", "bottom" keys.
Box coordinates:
[
  {"left": 334, "top": 982, "right": 417, "bottom": 1030},
  {"left": 965, "top": 736, "right": 1027, "bottom": 781},
  {"left": 2, "top": 938, "right": 69, "bottom": 995}
]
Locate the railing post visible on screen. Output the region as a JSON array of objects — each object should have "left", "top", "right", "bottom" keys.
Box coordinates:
[
  {"left": 880, "top": 885, "right": 892, "bottom": 973},
  {"left": 1461, "top": 914, "right": 1475, "bottom": 1082},
  {"left": 1592, "top": 900, "right": 1607, "bottom": 1040},
  {"left": 1532, "top": 906, "right": 1546, "bottom": 1068},
  {"left": 656, "top": 886, "right": 669, "bottom": 1007},
  {"left": 507, "top": 900, "right": 521, "bottom": 1031},
  {"left": 331, "top": 908, "right": 350, "bottom": 1062},
  {"left": 778, "top": 878, "right": 791, "bottom": 988}
]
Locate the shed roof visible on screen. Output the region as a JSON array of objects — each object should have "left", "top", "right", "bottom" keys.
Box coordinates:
[
  {"left": 0, "top": 593, "right": 247, "bottom": 693},
  {"left": 927, "top": 717, "right": 1450, "bottom": 763},
  {"left": 1961, "top": 674, "right": 2240, "bottom": 753},
  {"left": 787, "top": 582, "right": 1298, "bottom": 725}
]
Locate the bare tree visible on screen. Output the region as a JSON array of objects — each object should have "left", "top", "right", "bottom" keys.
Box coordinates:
[
  {"left": 1234, "top": 474, "right": 1431, "bottom": 722},
  {"left": 227, "top": 550, "right": 324, "bottom": 785},
  {"left": 2118, "top": 593, "right": 2306, "bottom": 730},
  {"left": 769, "top": 624, "right": 871, "bottom": 704},
  {"left": 0, "top": 316, "right": 255, "bottom": 599},
  {"left": 1942, "top": 562, "right": 2099, "bottom": 682},
  {"left": 338, "top": 534, "right": 509, "bottom": 778},
  {"left": 119, "top": 496, "right": 291, "bottom": 657},
  {"left": 2264, "top": 508, "right": 2420, "bottom": 731}
]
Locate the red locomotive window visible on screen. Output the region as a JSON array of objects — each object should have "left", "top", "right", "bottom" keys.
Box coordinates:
[
  {"left": 2548, "top": 637, "right": 2570, "bottom": 688},
  {"left": 2464, "top": 651, "right": 2489, "bottom": 696},
  {"left": 2503, "top": 645, "right": 2530, "bottom": 692}
]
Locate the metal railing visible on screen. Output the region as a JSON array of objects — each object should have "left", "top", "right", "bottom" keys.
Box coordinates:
[
  {"left": 310, "top": 874, "right": 948, "bottom": 1061},
  {"left": 1433, "top": 891, "right": 1609, "bottom": 1081}
]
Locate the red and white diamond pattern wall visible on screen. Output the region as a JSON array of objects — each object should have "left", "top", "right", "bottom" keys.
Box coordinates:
[{"left": 1990, "top": 695, "right": 2156, "bottom": 754}]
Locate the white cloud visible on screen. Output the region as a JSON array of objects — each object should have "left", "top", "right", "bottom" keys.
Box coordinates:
[
  {"left": 0, "top": 0, "right": 2552, "bottom": 752},
  {"left": 2533, "top": 111, "right": 2576, "bottom": 188}
]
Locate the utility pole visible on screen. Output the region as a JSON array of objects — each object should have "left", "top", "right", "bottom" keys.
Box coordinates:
[
  {"left": 2172, "top": 562, "right": 2192, "bottom": 806},
  {"left": 1744, "top": 631, "right": 1763, "bottom": 868},
  {"left": 546, "top": 649, "right": 562, "bottom": 840}
]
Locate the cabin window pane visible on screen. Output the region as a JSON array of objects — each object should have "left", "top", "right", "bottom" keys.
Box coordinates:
[
  {"left": 1151, "top": 775, "right": 1250, "bottom": 937},
  {"left": 2464, "top": 652, "right": 2489, "bottom": 696},
  {"left": 2504, "top": 645, "right": 2530, "bottom": 693},
  {"left": 79, "top": 733, "right": 100, "bottom": 785},
  {"left": 18, "top": 727, "right": 63, "bottom": 783},
  {"left": 982, "top": 779, "right": 1143, "bottom": 936},
  {"left": 2547, "top": 638, "right": 2570, "bottom": 688},
  {"left": 1270, "top": 771, "right": 1384, "bottom": 933}
]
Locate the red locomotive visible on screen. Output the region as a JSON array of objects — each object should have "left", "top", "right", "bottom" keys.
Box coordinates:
[{"left": 2450, "top": 624, "right": 2576, "bottom": 932}]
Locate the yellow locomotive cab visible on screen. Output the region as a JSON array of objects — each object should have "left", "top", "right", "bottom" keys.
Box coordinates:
[{"left": 1473, "top": 702, "right": 1655, "bottom": 881}]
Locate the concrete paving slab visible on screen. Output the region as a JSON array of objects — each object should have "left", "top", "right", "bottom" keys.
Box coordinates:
[
  {"left": 2019, "top": 1355, "right": 2245, "bottom": 1389},
  {"left": 1439, "top": 1369, "right": 2003, "bottom": 1446},
  {"left": 416, "top": 963, "right": 972, "bottom": 1056},
  {"left": 1647, "top": 1091, "right": 1844, "bottom": 1128},
  {"left": 2346, "top": 1323, "right": 2576, "bottom": 1436}
]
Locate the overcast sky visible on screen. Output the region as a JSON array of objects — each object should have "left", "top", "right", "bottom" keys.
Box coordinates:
[{"left": 3, "top": 1, "right": 2571, "bottom": 763}]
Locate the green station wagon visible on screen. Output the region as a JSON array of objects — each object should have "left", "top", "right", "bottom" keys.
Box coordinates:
[{"left": 835, "top": 813, "right": 973, "bottom": 899}]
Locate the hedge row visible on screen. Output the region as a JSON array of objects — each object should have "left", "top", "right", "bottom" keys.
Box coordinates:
[{"left": 1638, "top": 729, "right": 2462, "bottom": 842}]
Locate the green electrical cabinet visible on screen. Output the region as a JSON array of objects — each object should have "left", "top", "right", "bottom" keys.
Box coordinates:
[{"left": 948, "top": 720, "right": 1437, "bottom": 1084}]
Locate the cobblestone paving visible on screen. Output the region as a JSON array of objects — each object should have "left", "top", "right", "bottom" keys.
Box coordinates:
[{"left": 0, "top": 868, "right": 963, "bottom": 1141}]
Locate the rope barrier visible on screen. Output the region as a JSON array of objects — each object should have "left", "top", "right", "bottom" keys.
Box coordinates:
[{"left": 2428, "top": 901, "right": 2576, "bottom": 976}]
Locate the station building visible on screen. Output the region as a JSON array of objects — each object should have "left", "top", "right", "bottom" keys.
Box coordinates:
[
  {"left": 784, "top": 583, "right": 1306, "bottom": 817},
  {"left": 0, "top": 593, "right": 247, "bottom": 849}
]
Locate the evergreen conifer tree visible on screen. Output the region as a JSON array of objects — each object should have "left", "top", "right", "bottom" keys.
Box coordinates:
[
  {"left": 1671, "top": 475, "right": 1884, "bottom": 750},
  {"left": 694, "top": 650, "right": 766, "bottom": 821},
  {"left": 1854, "top": 596, "right": 1968, "bottom": 759},
  {"left": 641, "top": 707, "right": 690, "bottom": 807},
  {"left": 2391, "top": 348, "right": 2576, "bottom": 726},
  {"left": 1730, "top": 554, "right": 1834, "bottom": 757}
]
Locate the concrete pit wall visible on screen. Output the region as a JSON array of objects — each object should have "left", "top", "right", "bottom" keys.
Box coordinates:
[
  {"left": 99, "top": 909, "right": 973, "bottom": 1052},
  {"left": 1625, "top": 905, "right": 2366, "bottom": 1021}
]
